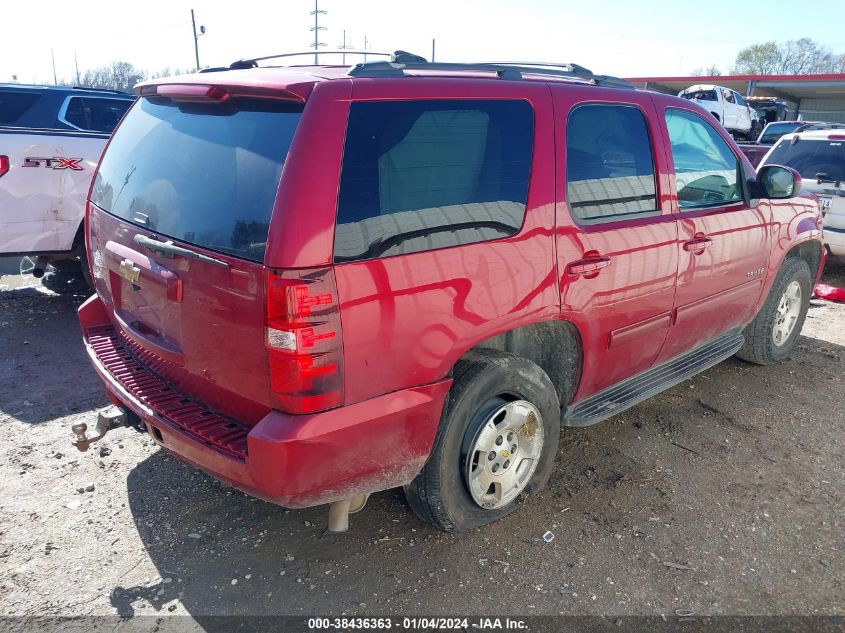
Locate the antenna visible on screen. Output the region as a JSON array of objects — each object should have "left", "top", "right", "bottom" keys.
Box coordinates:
[{"left": 310, "top": 0, "right": 327, "bottom": 64}]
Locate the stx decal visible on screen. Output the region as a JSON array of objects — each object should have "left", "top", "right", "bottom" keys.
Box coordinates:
[{"left": 23, "top": 157, "right": 84, "bottom": 170}]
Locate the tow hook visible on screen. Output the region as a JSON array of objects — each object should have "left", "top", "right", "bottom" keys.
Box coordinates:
[{"left": 71, "top": 406, "right": 129, "bottom": 452}]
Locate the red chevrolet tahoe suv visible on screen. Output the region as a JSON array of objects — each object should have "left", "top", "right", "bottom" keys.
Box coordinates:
[{"left": 76, "top": 53, "right": 825, "bottom": 532}]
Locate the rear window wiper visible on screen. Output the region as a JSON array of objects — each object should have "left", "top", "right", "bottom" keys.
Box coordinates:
[{"left": 133, "top": 234, "right": 230, "bottom": 268}]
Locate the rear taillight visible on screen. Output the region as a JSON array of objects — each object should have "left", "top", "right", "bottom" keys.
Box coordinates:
[
  {"left": 0, "top": 155, "right": 9, "bottom": 178},
  {"left": 265, "top": 267, "right": 344, "bottom": 414}
]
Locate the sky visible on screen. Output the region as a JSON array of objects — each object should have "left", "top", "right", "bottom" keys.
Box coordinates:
[{"left": 2, "top": 0, "right": 844, "bottom": 85}]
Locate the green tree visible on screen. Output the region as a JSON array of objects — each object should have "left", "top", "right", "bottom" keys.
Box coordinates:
[{"left": 732, "top": 39, "right": 838, "bottom": 75}]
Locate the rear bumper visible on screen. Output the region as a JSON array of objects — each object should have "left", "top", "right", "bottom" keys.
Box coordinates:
[{"left": 78, "top": 295, "right": 451, "bottom": 509}]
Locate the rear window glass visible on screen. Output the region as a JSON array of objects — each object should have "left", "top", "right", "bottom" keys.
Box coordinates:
[
  {"left": 763, "top": 137, "right": 845, "bottom": 182},
  {"left": 334, "top": 99, "right": 534, "bottom": 263},
  {"left": 759, "top": 122, "right": 803, "bottom": 144},
  {"left": 92, "top": 97, "right": 302, "bottom": 262},
  {"left": 63, "top": 96, "right": 132, "bottom": 133},
  {"left": 0, "top": 90, "right": 41, "bottom": 125}
]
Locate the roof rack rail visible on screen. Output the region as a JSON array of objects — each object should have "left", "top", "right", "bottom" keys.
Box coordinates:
[
  {"left": 347, "top": 59, "right": 632, "bottom": 89},
  {"left": 70, "top": 85, "right": 133, "bottom": 95},
  {"left": 209, "top": 49, "right": 426, "bottom": 72}
]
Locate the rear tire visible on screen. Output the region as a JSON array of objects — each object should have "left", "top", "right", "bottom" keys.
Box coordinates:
[
  {"left": 404, "top": 350, "right": 560, "bottom": 531},
  {"left": 736, "top": 257, "right": 812, "bottom": 365}
]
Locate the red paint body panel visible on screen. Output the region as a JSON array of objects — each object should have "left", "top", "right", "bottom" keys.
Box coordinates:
[{"left": 80, "top": 67, "right": 825, "bottom": 510}]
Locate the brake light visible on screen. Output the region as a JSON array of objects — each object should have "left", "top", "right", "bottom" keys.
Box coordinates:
[
  {"left": 265, "top": 267, "right": 344, "bottom": 414},
  {"left": 142, "top": 84, "right": 230, "bottom": 103},
  {"left": 828, "top": 134, "right": 845, "bottom": 141},
  {"left": 0, "top": 155, "right": 8, "bottom": 178}
]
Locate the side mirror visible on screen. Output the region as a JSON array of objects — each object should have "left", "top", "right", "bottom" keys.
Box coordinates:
[{"left": 756, "top": 164, "right": 801, "bottom": 199}]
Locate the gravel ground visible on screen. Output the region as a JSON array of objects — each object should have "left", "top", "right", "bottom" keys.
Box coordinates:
[{"left": 0, "top": 261, "right": 843, "bottom": 620}]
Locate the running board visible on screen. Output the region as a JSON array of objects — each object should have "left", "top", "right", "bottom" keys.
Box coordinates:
[{"left": 564, "top": 330, "right": 744, "bottom": 427}]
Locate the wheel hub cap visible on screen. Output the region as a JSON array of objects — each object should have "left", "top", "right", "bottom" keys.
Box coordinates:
[
  {"left": 772, "top": 280, "right": 802, "bottom": 347},
  {"left": 465, "top": 400, "right": 544, "bottom": 510}
]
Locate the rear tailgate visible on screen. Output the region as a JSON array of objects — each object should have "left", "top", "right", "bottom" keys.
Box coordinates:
[{"left": 87, "top": 89, "right": 304, "bottom": 425}]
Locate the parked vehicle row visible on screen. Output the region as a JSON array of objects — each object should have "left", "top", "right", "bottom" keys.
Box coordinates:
[
  {"left": 758, "top": 128, "right": 845, "bottom": 258},
  {"left": 0, "top": 85, "right": 134, "bottom": 287},
  {"left": 71, "top": 53, "right": 824, "bottom": 533},
  {"left": 739, "top": 121, "right": 845, "bottom": 167}
]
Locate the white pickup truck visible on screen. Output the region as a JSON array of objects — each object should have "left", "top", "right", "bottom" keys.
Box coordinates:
[
  {"left": 0, "top": 84, "right": 133, "bottom": 289},
  {"left": 678, "top": 84, "right": 758, "bottom": 140}
]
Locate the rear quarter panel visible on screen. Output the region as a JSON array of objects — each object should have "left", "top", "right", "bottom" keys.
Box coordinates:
[{"left": 273, "top": 78, "right": 559, "bottom": 405}]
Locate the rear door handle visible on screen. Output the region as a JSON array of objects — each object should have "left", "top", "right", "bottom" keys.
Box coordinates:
[
  {"left": 567, "top": 255, "right": 611, "bottom": 276},
  {"left": 683, "top": 236, "right": 713, "bottom": 253}
]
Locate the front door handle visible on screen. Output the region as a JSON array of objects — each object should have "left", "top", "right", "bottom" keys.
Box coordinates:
[
  {"left": 567, "top": 255, "right": 611, "bottom": 277},
  {"left": 683, "top": 235, "right": 713, "bottom": 254}
]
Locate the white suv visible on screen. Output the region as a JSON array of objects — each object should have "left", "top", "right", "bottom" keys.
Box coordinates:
[{"left": 760, "top": 128, "right": 845, "bottom": 257}]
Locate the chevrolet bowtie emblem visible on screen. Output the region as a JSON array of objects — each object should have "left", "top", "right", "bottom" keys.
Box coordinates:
[
  {"left": 500, "top": 449, "right": 510, "bottom": 459},
  {"left": 118, "top": 259, "right": 141, "bottom": 285}
]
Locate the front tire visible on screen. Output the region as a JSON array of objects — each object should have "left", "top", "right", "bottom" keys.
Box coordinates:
[
  {"left": 404, "top": 350, "right": 560, "bottom": 531},
  {"left": 736, "top": 257, "right": 812, "bottom": 365}
]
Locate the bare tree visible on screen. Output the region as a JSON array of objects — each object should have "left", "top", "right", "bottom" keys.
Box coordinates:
[
  {"left": 80, "top": 61, "right": 147, "bottom": 92},
  {"left": 691, "top": 65, "right": 722, "bottom": 76},
  {"left": 732, "top": 39, "right": 839, "bottom": 75}
]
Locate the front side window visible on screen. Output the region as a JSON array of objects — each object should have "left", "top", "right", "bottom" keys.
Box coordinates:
[
  {"left": 665, "top": 109, "right": 742, "bottom": 210},
  {"left": 734, "top": 93, "right": 747, "bottom": 107},
  {"left": 63, "top": 97, "right": 132, "bottom": 133},
  {"left": 334, "top": 99, "right": 534, "bottom": 263},
  {"left": 565, "top": 104, "right": 658, "bottom": 223}
]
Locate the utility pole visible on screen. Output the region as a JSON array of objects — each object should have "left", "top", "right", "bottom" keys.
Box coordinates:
[
  {"left": 310, "top": 0, "right": 327, "bottom": 64},
  {"left": 363, "top": 35, "right": 368, "bottom": 62},
  {"left": 191, "top": 10, "right": 201, "bottom": 71},
  {"left": 74, "top": 51, "right": 81, "bottom": 85},
  {"left": 50, "top": 49, "right": 57, "bottom": 84},
  {"left": 432, "top": 38, "right": 436, "bottom": 62},
  {"left": 339, "top": 29, "right": 353, "bottom": 65}
]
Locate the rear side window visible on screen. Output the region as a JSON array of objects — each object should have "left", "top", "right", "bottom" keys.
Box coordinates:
[
  {"left": 0, "top": 90, "right": 41, "bottom": 125},
  {"left": 334, "top": 99, "right": 534, "bottom": 263},
  {"left": 62, "top": 97, "right": 132, "bottom": 133},
  {"left": 763, "top": 137, "right": 844, "bottom": 182},
  {"left": 565, "top": 104, "right": 658, "bottom": 223},
  {"left": 665, "top": 109, "right": 741, "bottom": 209},
  {"left": 92, "top": 97, "right": 302, "bottom": 262}
]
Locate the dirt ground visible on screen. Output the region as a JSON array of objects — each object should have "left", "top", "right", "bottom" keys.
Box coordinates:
[{"left": 0, "top": 261, "right": 843, "bottom": 621}]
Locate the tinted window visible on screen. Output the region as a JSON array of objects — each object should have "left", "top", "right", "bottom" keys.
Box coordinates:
[
  {"left": 334, "top": 100, "right": 533, "bottom": 263},
  {"left": 681, "top": 90, "right": 717, "bottom": 102},
  {"left": 0, "top": 90, "right": 41, "bottom": 125},
  {"left": 565, "top": 104, "right": 657, "bottom": 223},
  {"left": 759, "top": 122, "right": 803, "bottom": 145},
  {"left": 763, "top": 137, "right": 844, "bottom": 182},
  {"left": 92, "top": 97, "right": 302, "bottom": 262},
  {"left": 666, "top": 109, "right": 741, "bottom": 209},
  {"left": 64, "top": 97, "right": 132, "bottom": 133}
]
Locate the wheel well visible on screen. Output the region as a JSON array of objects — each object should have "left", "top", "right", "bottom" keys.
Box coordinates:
[
  {"left": 786, "top": 240, "right": 823, "bottom": 279},
  {"left": 464, "top": 321, "right": 582, "bottom": 407}
]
